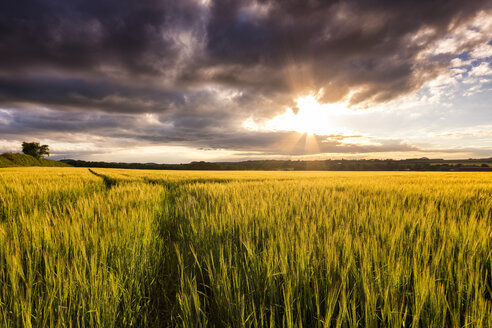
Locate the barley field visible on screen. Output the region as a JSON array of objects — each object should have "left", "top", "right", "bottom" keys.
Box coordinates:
[{"left": 0, "top": 167, "right": 491, "bottom": 327}]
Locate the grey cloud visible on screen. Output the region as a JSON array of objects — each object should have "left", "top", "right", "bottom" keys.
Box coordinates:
[
  {"left": 1, "top": 0, "right": 491, "bottom": 158},
  {"left": 4, "top": 106, "right": 489, "bottom": 160},
  {"left": 0, "top": 76, "right": 185, "bottom": 113},
  {"left": 195, "top": 0, "right": 491, "bottom": 106},
  {"left": 0, "top": 107, "right": 419, "bottom": 156},
  {"left": 2, "top": 0, "right": 489, "bottom": 108},
  {"left": 0, "top": 0, "right": 204, "bottom": 76}
]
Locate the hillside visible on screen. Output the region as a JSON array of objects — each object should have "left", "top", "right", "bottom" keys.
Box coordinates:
[{"left": 0, "top": 153, "right": 70, "bottom": 168}]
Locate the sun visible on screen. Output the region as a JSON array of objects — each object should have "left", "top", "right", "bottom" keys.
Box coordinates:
[{"left": 262, "top": 95, "right": 347, "bottom": 135}]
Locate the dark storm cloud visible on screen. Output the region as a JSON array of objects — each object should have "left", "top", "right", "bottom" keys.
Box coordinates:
[
  {"left": 0, "top": 0, "right": 204, "bottom": 75},
  {"left": 0, "top": 108, "right": 134, "bottom": 135},
  {"left": 0, "top": 76, "right": 185, "bottom": 113},
  {"left": 0, "top": 0, "right": 490, "bottom": 156},
  {"left": 197, "top": 0, "right": 491, "bottom": 105}
]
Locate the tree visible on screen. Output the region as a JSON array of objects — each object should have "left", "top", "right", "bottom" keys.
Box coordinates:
[{"left": 22, "top": 142, "right": 50, "bottom": 158}]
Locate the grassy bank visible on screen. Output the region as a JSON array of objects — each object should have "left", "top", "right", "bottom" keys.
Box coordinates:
[{"left": 0, "top": 153, "right": 70, "bottom": 168}]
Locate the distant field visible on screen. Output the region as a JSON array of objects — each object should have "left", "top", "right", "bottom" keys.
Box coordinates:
[{"left": 1, "top": 168, "right": 491, "bottom": 327}]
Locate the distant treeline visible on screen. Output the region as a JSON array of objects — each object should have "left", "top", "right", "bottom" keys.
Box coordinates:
[{"left": 61, "top": 158, "right": 492, "bottom": 171}]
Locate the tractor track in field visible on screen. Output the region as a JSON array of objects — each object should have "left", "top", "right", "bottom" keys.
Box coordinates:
[{"left": 88, "top": 168, "right": 118, "bottom": 190}]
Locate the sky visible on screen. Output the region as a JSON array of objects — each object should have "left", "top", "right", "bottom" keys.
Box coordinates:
[{"left": 1, "top": 0, "right": 492, "bottom": 163}]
